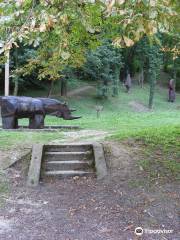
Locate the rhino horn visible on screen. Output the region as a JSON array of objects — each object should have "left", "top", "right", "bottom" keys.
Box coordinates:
[
  {"left": 70, "top": 108, "right": 76, "bottom": 112},
  {"left": 64, "top": 115, "right": 81, "bottom": 120}
]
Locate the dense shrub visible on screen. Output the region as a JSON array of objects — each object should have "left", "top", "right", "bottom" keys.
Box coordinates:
[{"left": 82, "top": 41, "right": 123, "bottom": 98}]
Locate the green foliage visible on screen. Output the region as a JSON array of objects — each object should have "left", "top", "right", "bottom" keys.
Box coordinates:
[
  {"left": 10, "top": 46, "right": 40, "bottom": 93},
  {"left": 1, "top": 0, "right": 179, "bottom": 86},
  {"left": 0, "top": 0, "right": 179, "bottom": 107},
  {"left": 83, "top": 41, "right": 123, "bottom": 98},
  {"left": 130, "top": 36, "right": 163, "bottom": 108},
  {"left": 133, "top": 37, "right": 150, "bottom": 72},
  {"left": 0, "top": 0, "right": 104, "bottom": 81},
  {"left": 148, "top": 42, "right": 163, "bottom": 108},
  {"left": 161, "top": 33, "right": 180, "bottom": 90},
  {"left": 105, "top": 0, "right": 179, "bottom": 47}
]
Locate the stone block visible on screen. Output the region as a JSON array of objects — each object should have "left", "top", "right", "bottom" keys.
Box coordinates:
[{"left": 27, "top": 144, "right": 44, "bottom": 187}]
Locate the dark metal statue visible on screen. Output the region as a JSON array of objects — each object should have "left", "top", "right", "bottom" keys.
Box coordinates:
[
  {"left": 0, "top": 96, "right": 80, "bottom": 129},
  {"left": 168, "top": 79, "right": 176, "bottom": 102}
]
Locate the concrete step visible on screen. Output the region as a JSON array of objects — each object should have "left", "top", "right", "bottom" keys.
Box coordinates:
[
  {"left": 45, "top": 160, "right": 94, "bottom": 171},
  {"left": 44, "top": 151, "right": 93, "bottom": 161},
  {"left": 44, "top": 170, "right": 95, "bottom": 178},
  {"left": 44, "top": 144, "right": 92, "bottom": 153}
]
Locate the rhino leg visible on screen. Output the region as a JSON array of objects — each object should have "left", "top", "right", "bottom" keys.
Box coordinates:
[
  {"left": 14, "top": 118, "right": 19, "bottom": 129},
  {"left": 2, "top": 116, "right": 16, "bottom": 129},
  {"left": 29, "top": 114, "right": 44, "bottom": 129}
]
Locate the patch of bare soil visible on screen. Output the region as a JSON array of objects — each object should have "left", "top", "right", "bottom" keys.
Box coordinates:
[
  {"left": 0, "top": 141, "right": 179, "bottom": 240},
  {"left": 68, "top": 86, "right": 95, "bottom": 97},
  {"left": 51, "top": 130, "right": 111, "bottom": 144},
  {"left": 129, "top": 101, "right": 149, "bottom": 112},
  {"left": 52, "top": 86, "right": 95, "bottom": 98},
  {"left": 0, "top": 148, "right": 31, "bottom": 170},
  {"left": 0, "top": 217, "right": 12, "bottom": 234}
]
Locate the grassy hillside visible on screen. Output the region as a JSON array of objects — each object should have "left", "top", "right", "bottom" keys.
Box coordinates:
[
  {"left": 112, "top": 125, "right": 180, "bottom": 182},
  {"left": 44, "top": 83, "right": 180, "bottom": 134},
  {"left": 0, "top": 82, "right": 179, "bottom": 183},
  {"left": 0, "top": 83, "right": 180, "bottom": 148}
]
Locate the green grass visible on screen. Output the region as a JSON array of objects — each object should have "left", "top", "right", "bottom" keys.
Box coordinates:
[
  {"left": 0, "top": 83, "right": 180, "bottom": 150},
  {"left": 0, "top": 131, "right": 64, "bottom": 150},
  {"left": 18, "top": 83, "right": 180, "bottom": 130},
  {"left": 113, "top": 125, "right": 180, "bottom": 181},
  {"left": 49, "top": 84, "right": 180, "bottom": 133},
  {"left": 0, "top": 82, "right": 179, "bottom": 185}
]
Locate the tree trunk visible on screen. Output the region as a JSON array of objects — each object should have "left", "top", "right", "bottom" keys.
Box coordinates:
[
  {"left": 139, "top": 68, "right": 144, "bottom": 88},
  {"left": 13, "top": 48, "right": 18, "bottom": 96},
  {"left": 148, "top": 46, "right": 156, "bottom": 109},
  {"left": 61, "top": 78, "right": 67, "bottom": 97},
  {"left": 148, "top": 73, "right": 156, "bottom": 109},
  {"left": 112, "top": 68, "right": 119, "bottom": 96},
  {"left": 5, "top": 50, "right": 10, "bottom": 96},
  {"left": 173, "top": 58, "right": 177, "bottom": 88},
  {"left": 141, "top": 69, "right": 144, "bottom": 88},
  {"left": 13, "top": 80, "right": 18, "bottom": 96},
  {"left": 102, "top": 79, "right": 109, "bottom": 98},
  {"left": 47, "top": 81, "right": 54, "bottom": 97},
  {"left": 112, "top": 80, "right": 118, "bottom": 96}
]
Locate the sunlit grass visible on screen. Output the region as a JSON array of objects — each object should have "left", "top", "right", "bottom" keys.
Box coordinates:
[
  {"left": 112, "top": 125, "right": 180, "bottom": 181},
  {"left": 0, "top": 83, "right": 179, "bottom": 148},
  {"left": 0, "top": 131, "right": 64, "bottom": 150}
]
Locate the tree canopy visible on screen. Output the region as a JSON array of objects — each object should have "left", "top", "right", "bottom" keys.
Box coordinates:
[
  {"left": 0, "top": 0, "right": 179, "bottom": 61},
  {"left": 0, "top": 0, "right": 180, "bottom": 108}
]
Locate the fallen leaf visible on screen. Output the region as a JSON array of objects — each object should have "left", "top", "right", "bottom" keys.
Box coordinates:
[
  {"left": 73, "top": 176, "right": 79, "bottom": 180},
  {"left": 123, "top": 224, "right": 134, "bottom": 231}
]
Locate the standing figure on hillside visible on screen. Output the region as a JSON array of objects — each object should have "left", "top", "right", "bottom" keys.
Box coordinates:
[
  {"left": 168, "top": 79, "right": 176, "bottom": 102},
  {"left": 125, "top": 72, "right": 132, "bottom": 93}
]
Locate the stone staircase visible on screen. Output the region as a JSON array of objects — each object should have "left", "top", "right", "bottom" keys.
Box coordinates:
[
  {"left": 41, "top": 144, "right": 96, "bottom": 178},
  {"left": 27, "top": 143, "right": 107, "bottom": 186}
]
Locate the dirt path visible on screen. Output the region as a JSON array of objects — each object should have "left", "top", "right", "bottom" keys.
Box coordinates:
[
  {"left": 0, "top": 139, "right": 179, "bottom": 240},
  {"left": 128, "top": 101, "right": 149, "bottom": 112},
  {"left": 51, "top": 129, "right": 111, "bottom": 144},
  {"left": 0, "top": 149, "right": 30, "bottom": 170},
  {"left": 68, "top": 86, "right": 95, "bottom": 97},
  {"left": 52, "top": 85, "right": 95, "bottom": 98}
]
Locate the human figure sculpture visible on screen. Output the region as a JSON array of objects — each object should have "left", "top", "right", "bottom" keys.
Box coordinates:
[
  {"left": 168, "top": 79, "right": 176, "bottom": 102},
  {"left": 125, "top": 72, "right": 132, "bottom": 93},
  {"left": 0, "top": 96, "right": 80, "bottom": 129}
]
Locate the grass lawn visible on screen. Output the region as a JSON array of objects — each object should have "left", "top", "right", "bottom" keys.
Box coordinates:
[
  {"left": 112, "top": 125, "right": 180, "bottom": 181},
  {"left": 0, "top": 83, "right": 179, "bottom": 188},
  {"left": 0, "top": 83, "right": 180, "bottom": 148},
  {"left": 44, "top": 84, "right": 180, "bottom": 134},
  {"left": 0, "top": 131, "right": 64, "bottom": 150}
]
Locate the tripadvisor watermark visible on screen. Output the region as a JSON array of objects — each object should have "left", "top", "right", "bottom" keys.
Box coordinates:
[{"left": 134, "top": 227, "right": 173, "bottom": 236}]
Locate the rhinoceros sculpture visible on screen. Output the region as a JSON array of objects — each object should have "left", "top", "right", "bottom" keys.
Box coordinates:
[{"left": 0, "top": 96, "right": 80, "bottom": 129}]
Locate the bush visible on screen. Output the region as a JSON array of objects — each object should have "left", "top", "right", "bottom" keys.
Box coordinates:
[{"left": 82, "top": 41, "right": 123, "bottom": 98}]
